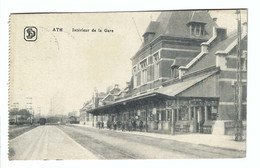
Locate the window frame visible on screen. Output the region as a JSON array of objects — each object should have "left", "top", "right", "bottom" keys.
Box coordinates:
[
  {"left": 133, "top": 66, "right": 138, "bottom": 88},
  {"left": 171, "top": 66, "right": 179, "bottom": 78},
  {"left": 191, "top": 23, "right": 205, "bottom": 37},
  {"left": 140, "top": 59, "right": 148, "bottom": 85},
  {"left": 153, "top": 52, "right": 160, "bottom": 80}
]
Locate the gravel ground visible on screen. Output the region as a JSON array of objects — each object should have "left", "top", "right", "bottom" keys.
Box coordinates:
[
  {"left": 9, "top": 125, "right": 37, "bottom": 140},
  {"left": 57, "top": 125, "right": 246, "bottom": 159}
]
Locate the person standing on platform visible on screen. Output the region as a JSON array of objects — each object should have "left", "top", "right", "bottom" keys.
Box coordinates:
[
  {"left": 139, "top": 120, "right": 143, "bottom": 132},
  {"left": 101, "top": 121, "right": 104, "bottom": 129}
]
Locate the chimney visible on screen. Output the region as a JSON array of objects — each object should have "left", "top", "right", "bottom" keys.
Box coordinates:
[
  {"left": 178, "top": 68, "right": 187, "bottom": 80},
  {"left": 126, "top": 82, "right": 131, "bottom": 87},
  {"left": 216, "top": 27, "right": 227, "bottom": 41},
  {"left": 114, "top": 84, "right": 119, "bottom": 89},
  {"left": 201, "top": 43, "right": 209, "bottom": 53}
]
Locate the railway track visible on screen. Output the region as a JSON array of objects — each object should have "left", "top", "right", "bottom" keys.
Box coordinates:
[
  {"left": 57, "top": 125, "right": 142, "bottom": 159},
  {"left": 62, "top": 125, "right": 245, "bottom": 159}
]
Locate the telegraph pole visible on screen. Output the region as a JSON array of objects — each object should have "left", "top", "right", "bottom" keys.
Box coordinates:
[
  {"left": 26, "top": 97, "right": 33, "bottom": 125},
  {"left": 37, "top": 107, "right": 41, "bottom": 121},
  {"left": 234, "top": 10, "right": 243, "bottom": 141},
  {"left": 50, "top": 98, "right": 53, "bottom": 116},
  {"left": 11, "top": 102, "right": 19, "bottom": 111}
]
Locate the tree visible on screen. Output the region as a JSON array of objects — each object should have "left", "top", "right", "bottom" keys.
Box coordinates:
[
  {"left": 9, "top": 109, "right": 31, "bottom": 124},
  {"left": 9, "top": 109, "right": 19, "bottom": 115},
  {"left": 18, "top": 109, "right": 31, "bottom": 117}
]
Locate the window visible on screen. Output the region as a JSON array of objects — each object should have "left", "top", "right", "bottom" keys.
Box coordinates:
[
  {"left": 137, "top": 73, "right": 141, "bottom": 86},
  {"left": 140, "top": 60, "right": 148, "bottom": 85},
  {"left": 154, "top": 63, "right": 159, "bottom": 80},
  {"left": 191, "top": 24, "right": 205, "bottom": 36},
  {"left": 195, "top": 25, "right": 200, "bottom": 35},
  {"left": 166, "top": 109, "right": 172, "bottom": 121},
  {"left": 153, "top": 53, "right": 159, "bottom": 80},
  {"left": 141, "top": 69, "right": 147, "bottom": 84},
  {"left": 134, "top": 74, "right": 137, "bottom": 88},
  {"left": 148, "top": 56, "right": 153, "bottom": 64},
  {"left": 161, "top": 110, "right": 166, "bottom": 121},
  {"left": 179, "top": 107, "right": 189, "bottom": 121},
  {"left": 133, "top": 66, "right": 137, "bottom": 74},
  {"left": 211, "top": 106, "right": 218, "bottom": 120},
  {"left": 171, "top": 67, "right": 179, "bottom": 78},
  {"left": 242, "top": 57, "right": 247, "bottom": 70},
  {"left": 153, "top": 53, "right": 159, "bottom": 62},
  {"left": 140, "top": 60, "right": 147, "bottom": 69},
  {"left": 207, "top": 106, "right": 212, "bottom": 121},
  {"left": 133, "top": 66, "right": 137, "bottom": 88}
]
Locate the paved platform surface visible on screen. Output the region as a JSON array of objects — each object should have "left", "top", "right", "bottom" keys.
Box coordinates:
[
  {"left": 9, "top": 125, "right": 97, "bottom": 160},
  {"left": 76, "top": 124, "right": 246, "bottom": 152}
]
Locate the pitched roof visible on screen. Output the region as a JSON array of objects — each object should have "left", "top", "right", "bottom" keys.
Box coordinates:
[
  {"left": 102, "top": 94, "right": 115, "bottom": 102},
  {"left": 98, "top": 92, "right": 107, "bottom": 99},
  {"left": 143, "top": 21, "right": 160, "bottom": 35},
  {"left": 141, "top": 11, "right": 217, "bottom": 45},
  {"left": 109, "top": 87, "right": 121, "bottom": 94},
  {"left": 189, "top": 11, "right": 208, "bottom": 24},
  {"left": 156, "top": 69, "right": 218, "bottom": 97},
  {"left": 185, "top": 31, "right": 244, "bottom": 74},
  {"left": 171, "top": 58, "right": 191, "bottom": 67}
]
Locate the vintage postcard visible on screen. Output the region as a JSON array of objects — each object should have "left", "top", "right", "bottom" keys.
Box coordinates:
[{"left": 9, "top": 9, "right": 247, "bottom": 160}]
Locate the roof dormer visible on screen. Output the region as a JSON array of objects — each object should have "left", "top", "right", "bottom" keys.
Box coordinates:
[
  {"left": 187, "top": 11, "right": 208, "bottom": 37},
  {"left": 188, "top": 22, "right": 206, "bottom": 37}
]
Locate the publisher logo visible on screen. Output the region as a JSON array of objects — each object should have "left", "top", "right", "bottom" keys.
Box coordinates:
[{"left": 24, "top": 26, "right": 37, "bottom": 41}]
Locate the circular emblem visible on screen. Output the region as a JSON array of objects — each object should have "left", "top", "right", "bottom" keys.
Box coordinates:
[{"left": 24, "top": 26, "right": 37, "bottom": 41}]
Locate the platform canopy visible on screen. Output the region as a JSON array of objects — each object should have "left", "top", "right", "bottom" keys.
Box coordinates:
[{"left": 87, "top": 69, "right": 219, "bottom": 115}]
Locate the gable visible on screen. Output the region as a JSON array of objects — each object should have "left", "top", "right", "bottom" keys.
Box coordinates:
[{"left": 177, "top": 73, "right": 218, "bottom": 98}]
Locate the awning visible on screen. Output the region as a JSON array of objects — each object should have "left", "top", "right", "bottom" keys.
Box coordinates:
[
  {"left": 87, "top": 69, "right": 219, "bottom": 114},
  {"left": 156, "top": 70, "right": 218, "bottom": 97},
  {"left": 87, "top": 92, "right": 159, "bottom": 114}
]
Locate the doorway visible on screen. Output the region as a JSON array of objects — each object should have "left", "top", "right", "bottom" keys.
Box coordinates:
[{"left": 193, "top": 106, "right": 205, "bottom": 133}]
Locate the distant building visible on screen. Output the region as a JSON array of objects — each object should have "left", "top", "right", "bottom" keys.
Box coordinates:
[
  {"left": 80, "top": 84, "right": 122, "bottom": 126},
  {"left": 81, "top": 11, "right": 247, "bottom": 135}
]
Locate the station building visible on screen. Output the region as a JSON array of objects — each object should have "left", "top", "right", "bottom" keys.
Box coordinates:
[{"left": 80, "top": 11, "right": 247, "bottom": 135}]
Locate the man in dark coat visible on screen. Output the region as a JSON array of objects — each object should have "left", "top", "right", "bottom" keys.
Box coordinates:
[{"left": 139, "top": 120, "right": 143, "bottom": 132}]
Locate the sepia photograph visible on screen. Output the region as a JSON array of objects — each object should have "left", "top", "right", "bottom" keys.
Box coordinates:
[{"left": 8, "top": 9, "right": 247, "bottom": 160}]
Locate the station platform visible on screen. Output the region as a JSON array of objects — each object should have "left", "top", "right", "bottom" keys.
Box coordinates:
[{"left": 74, "top": 124, "right": 246, "bottom": 152}]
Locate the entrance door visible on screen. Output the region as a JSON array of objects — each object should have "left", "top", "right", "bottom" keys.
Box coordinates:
[
  {"left": 193, "top": 107, "right": 203, "bottom": 133},
  {"left": 196, "top": 106, "right": 205, "bottom": 133},
  {"left": 193, "top": 107, "right": 198, "bottom": 132}
]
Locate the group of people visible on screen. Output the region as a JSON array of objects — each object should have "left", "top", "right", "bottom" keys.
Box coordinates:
[
  {"left": 97, "top": 119, "right": 144, "bottom": 132},
  {"left": 97, "top": 120, "right": 105, "bottom": 129}
]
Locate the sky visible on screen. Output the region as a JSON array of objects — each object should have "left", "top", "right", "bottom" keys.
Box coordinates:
[{"left": 9, "top": 10, "right": 247, "bottom": 116}]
